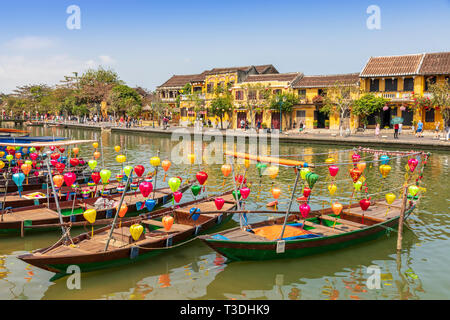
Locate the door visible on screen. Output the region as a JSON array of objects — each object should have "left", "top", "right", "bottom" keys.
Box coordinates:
[
  {"left": 255, "top": 112, "right": 263, "bottom": 126},
  {"left": 401, "top": 109, "right": 413, "bottom": 126},
  {"left": 295, "top": 110, "right": 305, "bottom": 129},
  {"left": 236, "top": 112, "right": 247, "bottom": 128},
  {"left": 271, "top": 112, "right": 280, "bottom": 129}
]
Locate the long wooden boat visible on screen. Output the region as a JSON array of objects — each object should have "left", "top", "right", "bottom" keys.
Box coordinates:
[
  {"left": 18, "top": 191, "right": 237, "bottom": 279},
  {"left": 199, "top": 198, "right": 415, "bottom": 261},
  {"left": 0, "top": 184, "right": 191, "bottom": 235},
  {"left": 0, "top": 180, "right": 123, "bottom": 209}
]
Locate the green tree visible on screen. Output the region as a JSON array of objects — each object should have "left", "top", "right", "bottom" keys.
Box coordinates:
[
  {"left": 108, "top": 85, "right": 142, "bottom": 117},
  {"left": 210, "top": 87, "right": 233, "bottom": 129},
  {"left": 352, "top": 93, "right": 388, "bottom": 126},
  {"left": 320, "top": 81, "right": 359, "bottom": 136},
  {"left": 428, "top": 81, "right": 450, "bottom": 127},
  {"left": 268, "top": 91, "right": 298, "bottom": 130}
]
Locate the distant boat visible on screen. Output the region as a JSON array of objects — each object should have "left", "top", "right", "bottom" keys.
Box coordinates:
[{"left": 0, "top": 136, "right": 66, "bottom": 144}]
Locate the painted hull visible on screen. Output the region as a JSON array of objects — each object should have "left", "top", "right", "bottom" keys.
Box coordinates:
[
  {"left": 0, "top": 186, "right": 187, "bottom": 235},
  {"left": 200, "top": 208, "right": 412, "bottom": 262}
]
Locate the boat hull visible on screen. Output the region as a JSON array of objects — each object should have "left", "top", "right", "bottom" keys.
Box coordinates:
[{"left": 201, "top": 216, "right": 401, "bottom": 262}]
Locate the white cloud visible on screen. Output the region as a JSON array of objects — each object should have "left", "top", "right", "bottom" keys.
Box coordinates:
[
  {"left": 99, "top": 55, "right": 116, "bottom": 65},
  {"left": 4, "top": 36, "right": 55, "bottom": 50}
]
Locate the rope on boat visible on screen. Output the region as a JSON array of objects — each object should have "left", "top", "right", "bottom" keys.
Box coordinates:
[{"left": 41, "top": 226, "right": 75, "bottom": 254}]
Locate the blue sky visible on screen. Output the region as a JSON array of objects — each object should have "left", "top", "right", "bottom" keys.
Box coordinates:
[{"left": 0, "top": 0, "right": 449, "bottom": 93}]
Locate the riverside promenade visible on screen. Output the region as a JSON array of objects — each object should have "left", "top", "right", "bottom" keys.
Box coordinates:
[{"left": 32, "top": 120, "right": 450, "bottom": 151}]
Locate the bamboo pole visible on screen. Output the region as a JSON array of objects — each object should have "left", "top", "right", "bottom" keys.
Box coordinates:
[
  {"left": 396, "top": 184, "right": 409, "bottom": 251},
  {"left": 1, "top": 167, "right": 11, "bottom": 222},
  {"left": 44, "top": 156, "right": 68, "bottom": 241},
  {"left": 279, "top": 166, "right": 301, "bottom": 240},
  {"left": 228, "top": 156, "right": 242, "bottom": 228},
  {"left": 104, "top": 172, "right": 133, "bottom": 252}
]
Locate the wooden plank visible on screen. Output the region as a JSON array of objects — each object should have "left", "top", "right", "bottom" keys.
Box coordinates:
[
  {"left": 302, "top": 220, "right": 344, "bottom": 235},
  {"left": 141, "top": 219, "right": 193, "bottom": 232},
  {"left": 223, "top": 229, "right": 268, "bottom": 242},
  {"left": 319, "top": 215, "right": 366, "bottom": 229}
]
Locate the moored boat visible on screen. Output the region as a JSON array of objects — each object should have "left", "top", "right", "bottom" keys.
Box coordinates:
[{"left": 18, "top": 191, "right": 236, "bottom": 278}]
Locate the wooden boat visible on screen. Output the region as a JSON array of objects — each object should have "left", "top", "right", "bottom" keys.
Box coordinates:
[
  {"left": 0, "top": 184, "right": 190, "bottom": 235},
  {"left": 18, "top": 191, "right": 237, "bottom": 278},
  {"left": 0, "top": 180, "right": 123, "bottom": 209},
  {"left": 199, "top": 198, "right": 414, "bottom": 261}
]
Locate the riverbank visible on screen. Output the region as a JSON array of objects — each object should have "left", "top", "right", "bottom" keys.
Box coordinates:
[{"left": 31, "top": 120, "right": 450, "bottom": 151}]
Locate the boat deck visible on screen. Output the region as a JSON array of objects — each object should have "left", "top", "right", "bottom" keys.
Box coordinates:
[{"left": 1, "top": 207, "right": 59, "bottom": 222}]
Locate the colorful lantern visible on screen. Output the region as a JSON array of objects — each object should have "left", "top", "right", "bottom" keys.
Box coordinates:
[
  {"left": 408, "top": 158, "right": 418, "bottom": 173},
  {"left": 93, "top": 151, "right": 101, "bottom": 160},
  {"left": 221, "top": 164, "right": 232, "bottom": 177},
  {"left": 129, "top": 224, "right": 144, "bottom": 241},
  {"left": 173, "top": 191, "right": 183, "bottom": 203},
  {"left": 139, "top": 181, "right": 153, "bottom": 197},
  {"left": 299, "top": 203, "right": 311, "bottom": 218},
  {"left": 91, "top": 172, "right": 101, "bottom": 184},
  {"left": 116, "top": 155, "right": 126, "bottom": 163},
  {"left": 328, "top": 184, "right": 337, "bottom": 195},
  {"left": 114, "top": 145, "right": 121, "bottom": 152},
  {"left": 162, "top": 216, "right": 174, "bottom": 231},
  {"left": 379, "top": 165, "right": 391, "bottom": 178},
  {"left": 240, "top": 187, "right": 251, "bottom": 199},
  {"left": 328, "top": 165, "right": 339, "bottom": 177},
  {"left": 53, "top": 175, "right": 64, "bottom": 188},
  {"left": 349, "top": 168, "right": 362, "bottom": 183},
  {"left": 267, "top": 166, "right": 279, "bottom": 179},
  {"left": 63, "top": 172, "right": 77, "bottom": 187},
  {"left": 191, "top": 185, "right": 201, "bottom": 196},
  {"left": 117, "top": 204, "right": 128, "bottom": 218},
  {"left": 385, "top": 193, "right": 396, "bottom": 205},
  {"left": 145, "top": 199, "right": 156, "bottom": 211},
  {"left": 168, "top": 177, "right": 181, "bottom": 192},
  {"left": 100, "top": 169, "right": 111, "bottom": 184},
  {"left": 150, "top": 156, "right": 161, "bottom": 167},
  {"left": 332, "top": 202, "right": 343, "bottom": 215},
  {"left": 123, "top": 165, "right": 133, "bottom": 177},
  {"left": 83, "top": 209, "right": 97, "bottom": 224},
  {"left": 196, "top": 171, "right": 208, "bottom": 185},
  {"left": 359, "top": 199, "right": 371, "bottom": 211},
  {"left": 215, "top": 198, "right": 225, "bottom": 210},
  {"left": 88, "top": 160, "right": 97, "bottom": 170}
]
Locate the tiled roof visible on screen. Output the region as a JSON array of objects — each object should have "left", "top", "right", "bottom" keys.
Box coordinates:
[
  {"left": 244, "top": 72, "right": 302, "bottom": 83},
  {"left": 204, "top": 64, "right": 278, "bottom": 75},
  {"left": 360, "top": 54, "right": 424, "bottom": 77},
  {"left": 157, "top": 73, "right": 205, "bottom": 88},
  {"left": 292, "top": 73, "right": 360, "bottom": 88},
  {"left": 419, "top": 52, "right": 450, "bottom": 75}
]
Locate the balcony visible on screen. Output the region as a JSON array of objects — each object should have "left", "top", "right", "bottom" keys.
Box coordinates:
[
  {"left": 375, "top": 92, "right": 414, "bottom": 101},
  {"left": 181, "top": 94, "right": 205, "bottom": 100}
]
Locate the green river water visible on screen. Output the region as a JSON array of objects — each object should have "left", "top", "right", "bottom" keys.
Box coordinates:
[{"left": 0, "top": 126, "right": 449, "bottom": 300}]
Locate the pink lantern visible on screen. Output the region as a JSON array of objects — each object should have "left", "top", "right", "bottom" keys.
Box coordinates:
[
  {"left": 173, "top": 191, "right": 183, "bottom": 203},
  {"left": 328, "top": 165, "right": 339, "bottom": 177},
  {"left": 139, "top": 181, "right": 153, "bottom": 198},
  {"left": 383, "top": 106, "right": 389, "bottom": 111},
  {"left": 400, "top": 106, "right": 406, "bottom": 111},
  {"left": 63, "top": 172, "right": 77, "bottom": 187},
  {"left": 215, "top": 198, "right": 225, "bottom": 210},
  {"left": 29, "top": 153, "right": 38, "bottom": 161},
  {"left": 299, "top": 203, "right": 311, "bottom": 218},
  {"left": 240, "top": 187, "right": 250, "bottom": 199},
  {"left": 408, "top": 158, "right": 418, "bottom": 172}
]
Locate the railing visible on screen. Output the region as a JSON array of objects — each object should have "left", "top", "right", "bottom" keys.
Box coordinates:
[
  {"left": 181, "top": 94, "right": 205, "bottom": 100},
  {"left": 375, "top": 92, "right": 414, "bottom": 101}
]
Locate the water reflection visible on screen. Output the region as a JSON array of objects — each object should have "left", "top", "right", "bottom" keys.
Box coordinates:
[{"left": 0, "top": 126, "right": 448, "bottom": 299}]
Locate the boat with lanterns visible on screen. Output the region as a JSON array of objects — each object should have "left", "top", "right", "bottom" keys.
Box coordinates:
[{"left": 199, "top": 149, "right": 429, "bottom": 261}]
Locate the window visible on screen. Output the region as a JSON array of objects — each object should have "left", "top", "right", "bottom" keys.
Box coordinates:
[
  {"left": 385, "top": 79, "right": 398, "bottom": 91},
  {"left": 298, "top": 89, "right": 306, "bottom": 97},
  {"left": 207, "top": 83, "right": 214, "bottom": 94},
  {"left": 425, "top": 76, "right": 436, "bottom": 91},
  {"left": 248, "top": 90, "right": 257, "bottom": 100},
  {"left": 259, "top": 90, "right": 267, "bottom": 100},
  {"left": 161, "top": 91, "right": 166, "bottom": 98},
  {"left": 193, "top": 87, "right": 202, "bottom": 93},
  {"left": 370, "top": 79, "right": 379, "bottom": 92},
  {"left": 403, "top": 78, "right": 414, "bottom": 91},
  {"left": 217, "top": 82, "right": 225, "bottom": 90},
  {"left": 181, "top": 108, "right": 187, "bottom": 117},
  {"left": 425, "top": 108, "right": 435, "bottom": 122},
  {"left": 318, "top": 89, "right": 326, "bottom": 97},
  {"left": 235, "top": 91, "right": 243, "bottom": 100},
  {"left": 273, "top": 89, "right": 281, "bottom": 95}
]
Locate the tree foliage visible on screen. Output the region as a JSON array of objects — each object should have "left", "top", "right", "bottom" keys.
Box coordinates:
[{"left": 352, "top": 93, "right": 388, "bottom": 124}]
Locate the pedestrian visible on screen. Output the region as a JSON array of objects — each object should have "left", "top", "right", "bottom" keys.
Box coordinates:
[
  {"left": 375, "top": 123, "right": 380, "bottom": 138},
  {"left": 394, "top": 123, "right": 399, "bottom": 139},
  {"left": 434, "top": 121, "right": 440, "bottom": 139},
  {"left": 240, "top": 119, "right": 245, "bottom": 129},
  {"left": 256, "top": 119, "right": 261, "bottom": 133},
  {"left": 398, "top": 123, "right": 402, "bottom": 136},
  {"left": 416, "top": 120, "right": 423, "bottom": 138},
  {"left": 299, "top": 121, "right": 304, "bottom": 134}
]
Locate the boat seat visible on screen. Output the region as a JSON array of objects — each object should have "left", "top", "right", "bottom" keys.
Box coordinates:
[
  {"left": 319, "top": 215, "right": 366, "bottom": 229},
  {"left": 298, "top": 220, "right": 344, "bottom": 236}
]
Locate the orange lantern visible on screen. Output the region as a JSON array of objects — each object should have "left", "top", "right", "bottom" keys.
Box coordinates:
[
  {"left": 93, "top": 151, "right": 101, "bottom": 160},
  {"left": 15, "top": 152, "right": 22, "bottom": 159},
  {"left": 117, "top": 204, "right": 128, "bottom": 218},
  {"left": 357, "top": 162, "right": 366, "bottom": 173},
  {"left": 72, "top": 147, "right": 79, "bottom": 156},
  {"left": 53, "top": 175, "right": 64, "bottom": 188},
  {"left": 221, "top": 164, "right": 232, "bottom": 177},
  {"left": 21, "top": 163, "right": 32, "bottom": 175},
  {"left": 271, "top": 187, "right": 281, "bottom": 199},
  {"left": 162, "top": 215, "right": 174, "bottom": 231},
  {"left": 332, "top": 202, "right": 343, "bottom": 216},
  {"left": 161, "top": 160, "right": 171, "bottom": 182}
]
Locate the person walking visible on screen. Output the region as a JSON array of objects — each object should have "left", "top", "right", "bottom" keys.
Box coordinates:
[
  {"left": 256, "top": 119, "right": 261, "bottom": 133},
  {"left": 398, "top": 123, "right": 402, "bottom": 136},
  {"left": 375, "top": 123, "right": 380, "bottom": 139},
  {"left": 416, "top": 120, "right": 423, "bottom": 138},
  {"left": 394, "top": 123, "right": 399, "bottom": 139},
  {"left": 434, "top": 121, "right": 440, "bottom": 139}
]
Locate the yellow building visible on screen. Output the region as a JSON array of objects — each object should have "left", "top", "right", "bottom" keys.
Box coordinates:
[
  {"left": 291, "top": 73, "right": 361, "bottom": 130},
  {"left": 359, "top": 52, "right": 449, "bottom": 130},
  {"left": 231, "top": 72, "right": 302, "bottom": 130}
]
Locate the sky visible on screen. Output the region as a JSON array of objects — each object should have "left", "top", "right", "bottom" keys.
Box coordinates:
[{"left": 0, "top": 0, "right": 449, "bottom": 93}]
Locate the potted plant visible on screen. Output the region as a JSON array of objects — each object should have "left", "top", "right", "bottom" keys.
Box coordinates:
[
  {"left": 313, "top": 120, "right": 318, "bottom": 129},
  {"left": 325, "top": 119, "right": 330, "bottom": 129}
]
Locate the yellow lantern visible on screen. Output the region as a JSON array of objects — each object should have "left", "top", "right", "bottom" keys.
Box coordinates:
[
  {"left": 0, "top": 160, "right": 5, "bottom": 170},
  {"left": 244, "top": 159, "right": 250, "bottom": 169},
  {"left": 83, "top": 209, "right": 96, "bottom": 224},
  {"left": 385, "top": 193, "right": 396, "bottom": 205},
  {"left": 92, "top": 142, "right": 99, "bottom": 149},
  {"left": 116, "top": 154, "right": 126, "bottom": 163},
  {"left": 267, "top": 166, "right": 279, "bottom": 179},
  {"left": 325, "top": 158, "right": 335, "bottom": 165},
  {"left": 129, "top": 224, "right": 144, "bottom": 241},
  {"left": 328, "top": 184, "right": 337, "bottom": 196},
  {"left": 150, "top": 156, "right": 161, "bottom": 167},
  {"left": 114, "top": 145, "right": 121, "bottom": 152},
  {"left": 379, "top": 165, "right": 391, "bottom": 178}
]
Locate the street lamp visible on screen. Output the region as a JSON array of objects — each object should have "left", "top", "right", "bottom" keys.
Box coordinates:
[{"left": 276, "top": 95, "right": 286, "bottom": 133}]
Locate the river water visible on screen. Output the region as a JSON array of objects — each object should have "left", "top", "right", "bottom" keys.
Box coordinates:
[{"left": 0, "top": 126, "right": 449, "bottom": 300}]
